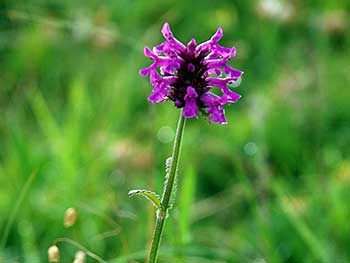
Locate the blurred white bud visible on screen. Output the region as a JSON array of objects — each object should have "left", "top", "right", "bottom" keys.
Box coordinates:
[
  {"left": 64, "top": 207, "right": 78, "bottom": 227},
  {"left": 257, "top": 0, "right": 294, "bottom": 22},
  {"left": 48, "top": 245, "right": 60, "bottom": 262},
  {"left": 73, "top": 251, "right": 86, "bottom": 263}
]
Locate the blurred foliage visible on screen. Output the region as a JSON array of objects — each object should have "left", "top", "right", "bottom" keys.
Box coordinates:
[{"left": 0, "top": 0, "right": 349, "bottom": 262}]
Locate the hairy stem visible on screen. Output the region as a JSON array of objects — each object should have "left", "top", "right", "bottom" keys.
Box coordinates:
[{"left": 148, "top": 109, "right": 186, "bottom": 263}]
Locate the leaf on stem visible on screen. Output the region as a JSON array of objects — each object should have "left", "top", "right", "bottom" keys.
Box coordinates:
[{"left": 128, "top": 189, "right": 162, "bottom": 210}]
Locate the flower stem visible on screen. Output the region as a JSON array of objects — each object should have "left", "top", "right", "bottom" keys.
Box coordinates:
[{"left": 148, "top": 109, "right": 186, "bottom": 263}]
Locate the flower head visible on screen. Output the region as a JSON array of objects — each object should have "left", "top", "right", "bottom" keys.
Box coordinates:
[{"left": 140, "top": 23, "right": 243, "bottom": 124}]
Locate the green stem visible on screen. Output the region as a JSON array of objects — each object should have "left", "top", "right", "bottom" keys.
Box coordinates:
[
  {"left": 148, "top": 109, "right": 186, "bottom": 263},
  {"left": 53, "top": 237, "right": 106, "bottom": 263}
]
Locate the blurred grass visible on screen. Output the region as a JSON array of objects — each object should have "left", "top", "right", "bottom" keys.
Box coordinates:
[{"left": 0, "top": 0, "right": 349, "bottom": 262}]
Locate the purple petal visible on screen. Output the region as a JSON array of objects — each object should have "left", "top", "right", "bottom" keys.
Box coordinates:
[
  {"left": 205, "top": 54, "right": 231, "bottom": 68},
  {"left": 154, "top": 41, "right": 179, "bottom": 58},
  {"left": 150, "top": 71, "right": 177, "bottom": 86},
  {"left": 185, "top": 86, "right": 198, "bottom": 99},
  {"left": 161, "top": 23, "right": 174, "bottom": 40},
  {"left": 208, "top": 45, "right": 236, "bottom": 59},
  {"left": 148, "top": 88, "right": 167, "bottom": 103},
  {"left": 206, "top": 77, "right": 239, "bottom": 89},
  {"left": 144, "top": 47, "right": 158, "bottom": 60},
  {"left": 148, "top": 81, "right": 169, "bottom": 103},
  {"left": 196, "top": 27, "right": 223, "bottom": 53},
  {"left": 217, "top": 88, "right": 241, "bottom": 104},
  {"left": 141, "top": 45, "right": 183, "bottom": 77},
  {"left": 211, "top": 27, "right": 223, "bottom": 42},
  {"left": 139, "top": 64, "right": 155, "bottom": 76},
  {"left": 224, "top": 65, "right": 244, "bottom": 78},
  {"left": 200, "top": 92, "right": 227, "bottom": 124},
  {"left": 208, "top": 104, "right": 227, "bottom": 124},
  {"left": 187, "top": 38, "right": 197, "bottom": 55},
  {"left": 161, "top": 23, "right": 186, "bottom": 53},
  {"left": 183, "top": 86, "right": 199, "bottom": 118},
  {"left": 187, "top": 63, "right": 195, "bottom": 72},
  {"left": 154, "top": 42, "right": 165, "bottom": 55},
  {"left": 200, "top": 92, "right": 220, "bottom": 104},
  {"left": 207, "top": 68, "right": 222, "bottom": 76},
  {"left": 147, "top": 71, "right": 177, "bottom": 103},
  {"left": 174, "top": 99, "right": 183, "bottom": 107}
]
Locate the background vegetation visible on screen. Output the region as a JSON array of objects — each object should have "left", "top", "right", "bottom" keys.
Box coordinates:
[{"left": 0, "top": 0, "right": 349, "bottom": 262}]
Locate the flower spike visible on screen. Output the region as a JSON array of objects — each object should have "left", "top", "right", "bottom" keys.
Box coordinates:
[{"left": 140, "top": 23, "right": 243, "bottom": 124}]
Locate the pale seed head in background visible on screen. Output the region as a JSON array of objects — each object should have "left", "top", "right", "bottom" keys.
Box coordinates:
[
  {"left": 73, "top": 250, "right": 86, "bottom": 263},
  {"left": 48, "top": 245, "right": 60, "bottom": 262},
  {"left": 64, "top": 207, "right": 78, "bottom": 227}
]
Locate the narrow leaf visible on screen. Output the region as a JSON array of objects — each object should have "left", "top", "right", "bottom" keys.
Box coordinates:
[{"left": 128, "top": 189, "right": 162, "bottom": 210}]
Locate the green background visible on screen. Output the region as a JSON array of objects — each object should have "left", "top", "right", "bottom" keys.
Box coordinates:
[{"left": 0, "top": 0, "right": 349, "bottom": 262}]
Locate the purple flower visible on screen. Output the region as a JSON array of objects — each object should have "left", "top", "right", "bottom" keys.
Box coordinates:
[{"left": 140, "top": 23, "right": 243, "bottom": 124}]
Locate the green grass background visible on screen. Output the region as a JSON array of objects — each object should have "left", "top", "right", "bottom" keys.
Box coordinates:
[{"left": 0, "top": 0, "right": 349, "bottom": 262}]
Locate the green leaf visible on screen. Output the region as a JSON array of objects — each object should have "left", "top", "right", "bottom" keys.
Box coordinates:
[{"left": 128, "top": 189, "right": 162, "bottom": 210}]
